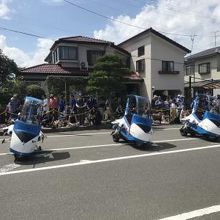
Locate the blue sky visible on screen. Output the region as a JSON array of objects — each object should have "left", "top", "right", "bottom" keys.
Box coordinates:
[
  {"left": 0, "top": 0, "right": 150, "bottom": 53},
  {"left": 1, "top": 0, "right": 220, "bottom": 67}
]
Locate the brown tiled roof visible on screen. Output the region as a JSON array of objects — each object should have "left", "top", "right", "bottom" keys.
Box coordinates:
[
  {"left": 50, "top": 36, "right": 113, "bottom": 51},
  {"left": 20, "top": 64, "right": 141, "bottom": 82},
  {"left": 21, "top": 64, "right": 88, "bottom": 76},
  {"left": 59, "top": 36, "right": 112, "bottom": 44},
  {"left": 124, "top": 71, "right": 143, "bottom": 81},
  {"left": 45, "top": 36, "right": 130, "bottom": 62}
]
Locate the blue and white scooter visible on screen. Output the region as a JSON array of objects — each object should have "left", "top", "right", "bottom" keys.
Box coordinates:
[
  {"left": 9, "top": 96, "right": 44, "bottom": 159},
  {"left": 180, "top": 95, "right": 220, "bottom": 141},
  {"left": 111, "top": 95, "right": 153, "bottom": 146}
]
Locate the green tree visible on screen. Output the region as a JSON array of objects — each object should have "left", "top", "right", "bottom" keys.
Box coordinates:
[
  {"left": 0, "top": 50, "right": 20, "bottom": 108},
  {"left": 87, "top": 55, "right": 129, "bottom": 102},
  {"left": 0, "top": 49, "right": 19, "bottom": 85},
  {"left": 26, "top": 84, "right": 45, "bottom": 99}
]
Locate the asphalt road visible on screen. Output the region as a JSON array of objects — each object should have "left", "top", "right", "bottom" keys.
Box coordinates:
[{"left": 0, "top": 125, "right": 220, "bottom": 220}]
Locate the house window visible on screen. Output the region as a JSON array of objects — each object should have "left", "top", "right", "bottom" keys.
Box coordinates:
[
  {"left": 185, "top": 65, "right": 195, "bottom": 75},
  {"left": 162, "top": 61, "right": 174, "bottom": 72},
  {"left": 87, "top": 50, "right": 105, "bottom": 66},
  {"left": 54, "top": 49, "right": 58, "bottom": 63},
  {"left": 136, "top": 59, "right": 145, "bottom": 73},
  {"left": 138, "top": 46, "right": 145, "bottom": 57},
  {"left": 198, "top": 63, "right": 210, "bottom": 74},
  {"left": 59, "top": 46, "right": 78, "bottom": 60}
]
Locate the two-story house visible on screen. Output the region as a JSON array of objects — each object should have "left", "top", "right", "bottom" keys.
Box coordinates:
[
  {"left": 118, "top": 28, "right": 191, "bottom": 99},
  {"left": 184, "top": 46, "right": 220, "bottom": 95},
  {"left": 20, "top": 36, "right": 137, "bottom": 88},
  {"left": 20, "top": 29, "right": 190, "bottom": 99}
]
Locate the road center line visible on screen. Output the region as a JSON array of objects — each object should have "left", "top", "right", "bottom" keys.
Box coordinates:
[
  {"left": 159, "top": 204, "right": 220, "bottom": 220},
  {"left": 0, "top": 137, "right": 197, "bottom": 156},
  {"left": 46, "top": 131, "right": 110, "bottom": 138},
  {"left": 1, "top": 143, "right": 220, "bottom": 176}
]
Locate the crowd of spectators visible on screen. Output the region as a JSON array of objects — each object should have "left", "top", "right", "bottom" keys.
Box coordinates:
[
  {"left": 0, "top": 93, "right": 114, "bottom": 128},
  {"left": 39, "top": 94, "right": 105, "bottom": 128},
  {"left": 1, "top": 92, "right": 220, "bottom": 128},
  {"left": 151, "top": 94, "right": 185, "bottom": 124},
  {"left": 151, "top": 93, "right": 220, "bottom": 124}
]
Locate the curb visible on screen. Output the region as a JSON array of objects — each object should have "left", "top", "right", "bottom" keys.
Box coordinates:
[
  {"left": 0, "top": 122, "right": 173, "bottom": 136},
  {"left": 0, "top": 123, "right": 112, "bottom": 136}
]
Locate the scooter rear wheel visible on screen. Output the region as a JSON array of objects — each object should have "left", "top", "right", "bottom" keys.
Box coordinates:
[{"left": 207, "top": 136, "right": 218, "bottom": 142}]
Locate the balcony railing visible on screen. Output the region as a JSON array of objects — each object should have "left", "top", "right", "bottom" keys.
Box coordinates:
[{"left": 158, "top": 70, "right": 180, "bottom": 74}]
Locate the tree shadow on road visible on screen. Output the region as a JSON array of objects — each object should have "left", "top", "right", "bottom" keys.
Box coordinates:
[{"left": 14, "top": 151, "right": 70, "bottom": 166}]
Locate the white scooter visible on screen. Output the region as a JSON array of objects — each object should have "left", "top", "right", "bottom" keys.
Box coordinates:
[
  {"left": 180, "top": 95, "right": 220, "bottom": 141},
  {"left": 7, "top": 96, "right": 45, "bottom": 159},
  {"left": 111, "top": 95, "right": 153, "bottom": 146}
]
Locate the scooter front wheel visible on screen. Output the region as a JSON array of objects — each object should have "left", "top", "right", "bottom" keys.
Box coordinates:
[
  {"left": 180, "top": 128, "right": 187, "bottom": 136},
  {"left": 112, "top": 134, "right": 120, "bottom": 142}
]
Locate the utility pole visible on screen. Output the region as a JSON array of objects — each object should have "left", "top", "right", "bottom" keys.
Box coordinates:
[
  {"left": 213, "top": 31, "right": 219, "bottom": 47},
  {"left": 190, "top": 34, "right": 197, "bottom": 53},
  {"left": 189, "top": 75, "right": 192, "bottom": 101}
]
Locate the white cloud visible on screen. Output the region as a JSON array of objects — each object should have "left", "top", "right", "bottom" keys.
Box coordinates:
[
  {"left": 0, "top": 0, "right": 11, "bottom": 19},
  {"left": 94, "top": 0, "right": 220, "bottom": 54},
  {"left": 0, "top": 35, "right": 53, "bottom": 67}
]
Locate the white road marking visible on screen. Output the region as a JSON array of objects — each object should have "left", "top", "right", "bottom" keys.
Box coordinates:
[
  {"left": 0, "top": 137, "right": 197, "bottom": 156},
  {"left": 46, "top": 131, "right": 110, "bottom": 138},
  {"left": 160, "top": 127, "right": 179, "bottom": 131},
  {"left": 0, "top": 163, "right": 21, "bottom": 174},
  {"left": 0, "top": 152, "right": 12, "bottom": 156},
  {"left": 0, "top": 132, "right": 109, "bottom": 142},
  {"left": 159, "top": 204, "right": 220, "bottom": 220},
  {"left": 41, "top": 128, "right": 180, "bottom": 138},
  {"left": 0, "top": 144, "right": 220, "bottom": 176},
  {"left": 50, "top": 143, "right": 123, "bottom": 151}
]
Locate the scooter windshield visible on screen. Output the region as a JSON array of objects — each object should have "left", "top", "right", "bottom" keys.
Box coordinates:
[
  {"left": 137, "top": 97, "right": 150, "bottom": 117},
  {"left": 20, "top": 96, "right": 43, "bottom": 124}
]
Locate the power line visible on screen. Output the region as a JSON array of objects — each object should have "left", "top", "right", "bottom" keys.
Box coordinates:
[
  {"left": 131, "top": 55, "right": 185, "bottom": 65},
  {"left": 63, "top": 0, "right": 193, "bottom": 37},
  {"left": 63, "top": 0, "right": 146, "bottom": 30},
  {"left": 0, "top": 25, "right": 46, "bottom": 39}
]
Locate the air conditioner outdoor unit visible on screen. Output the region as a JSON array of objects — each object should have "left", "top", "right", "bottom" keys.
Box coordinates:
[{"left": 80, "top": 61, "right": 88, "bottom": 70}]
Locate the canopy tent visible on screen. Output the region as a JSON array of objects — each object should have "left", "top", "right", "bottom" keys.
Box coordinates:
[
  {"left": 202, "top": 80, "right": 220, "bottom": 89},
  {"left": 184, "top": 79, "right": 220, "bottom": 89}
]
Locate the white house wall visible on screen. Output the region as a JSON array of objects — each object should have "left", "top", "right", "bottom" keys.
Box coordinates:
[
  {"left": 190, "top": 57, "right": 218, "bottom": 80},
  {"left": 119, "top": 34, "right": 151, "bottom": 98},
  {"left": 120, "top": 33, "right": 187, "bottom": 98},
  {"left": 150, "top": 34, "right": 185, "bottom": 97}
]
